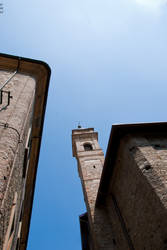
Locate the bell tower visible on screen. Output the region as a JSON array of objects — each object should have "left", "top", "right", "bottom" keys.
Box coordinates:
[
  {"left": 72, "top": 127, "right": 104, "bottom": 211},
  {"left": 72, "top": 127, "right": 105, "bottom": 249}
]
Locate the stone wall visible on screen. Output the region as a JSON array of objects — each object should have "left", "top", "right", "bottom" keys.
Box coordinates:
[{"left": 0, "top": 70, "right": 35, "bottom": 249}]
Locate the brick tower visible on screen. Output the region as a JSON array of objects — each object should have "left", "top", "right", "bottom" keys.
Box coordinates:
[
  {"left": 72, "top": 127, "right": 116, "bottom": 250},
  {"left": 72, "top": 127, "right": 104, "bottom": 215}
]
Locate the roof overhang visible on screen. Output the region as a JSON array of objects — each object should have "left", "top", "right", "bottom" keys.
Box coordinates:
[
  {"left": 0, "top": 53, "right": 51, "bottom": 249},
  {"left": 96, "top": 122, "right": 167, "bottom": 206}
]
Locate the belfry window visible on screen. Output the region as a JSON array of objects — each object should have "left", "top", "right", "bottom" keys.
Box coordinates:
[{"left": 84, "top": 143, "right": 93, "bottom": 151}]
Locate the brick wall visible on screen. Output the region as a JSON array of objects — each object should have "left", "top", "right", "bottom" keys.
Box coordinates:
[
  {"left": 106, "top": 134, "right": 167, "bottom": 250},
  {"left": 0, "top": 71, "right": 35, "bottom": 249}
]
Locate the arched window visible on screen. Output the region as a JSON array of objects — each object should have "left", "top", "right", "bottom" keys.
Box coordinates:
[{"left": 84, "top": 143, "right": 93, "bottom": 151}]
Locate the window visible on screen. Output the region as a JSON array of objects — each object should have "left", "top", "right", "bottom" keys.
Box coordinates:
[
  {"left": 84, "top": 143, "right": 93, "bottom": 151},
  {"left": 23, "top": 127, "right": 32, "bottom": 178}
]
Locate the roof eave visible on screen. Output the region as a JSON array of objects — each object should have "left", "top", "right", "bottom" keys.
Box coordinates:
[{"left": 96, "top": 122, "right": 167, "bottom": 206}]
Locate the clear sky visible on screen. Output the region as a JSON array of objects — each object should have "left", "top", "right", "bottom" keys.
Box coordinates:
[{"left": 1, "top": 0, "right": 167, "bottom": 249}]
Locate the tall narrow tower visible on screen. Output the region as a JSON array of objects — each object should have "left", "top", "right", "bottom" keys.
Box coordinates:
[
  {"left": 72, "top": 127, "right": 104, "bottom": 214},
  {"left": 72, "top": 128, "right": 115, "bottom": 249}
]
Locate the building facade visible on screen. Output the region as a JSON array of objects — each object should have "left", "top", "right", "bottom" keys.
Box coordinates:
[
  {"left": 0, "top": 53, "right": 50, "bottom": 250},
  {"left": 72, "top": 123, "right": 167, "bottom": 250}
]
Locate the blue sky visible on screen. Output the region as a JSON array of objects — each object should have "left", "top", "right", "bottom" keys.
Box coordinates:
[{"left": 1, "top": 0, "right": 167, "bottom": 249}]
